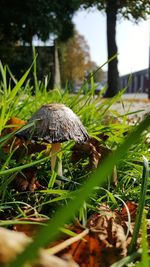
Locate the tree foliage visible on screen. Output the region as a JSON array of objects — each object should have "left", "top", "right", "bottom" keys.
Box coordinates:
[
  {"left": 82, "top": 0, "right": 150, "bottom": 18},
  {"left": 0, "top": 0, "right": 81, "bottom": 45},
  {"left": 59, "top": 31, "right": 94, "bottom": 87},
  {"left": 81, "top": 0, "right": 150, "bottom": 97}
]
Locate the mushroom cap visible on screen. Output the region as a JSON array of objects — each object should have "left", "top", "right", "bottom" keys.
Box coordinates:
[{"left": 17, "top": 103, "right": 89, "bottom": 143}]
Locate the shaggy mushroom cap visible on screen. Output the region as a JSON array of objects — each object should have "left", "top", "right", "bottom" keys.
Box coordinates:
[{"left": 17, "top": 103, "right": 89, "bottom": 143}]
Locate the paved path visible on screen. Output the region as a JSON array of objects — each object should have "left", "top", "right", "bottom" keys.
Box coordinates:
[{"left": 111, "top": 94, "right": 150, "bottom": 121}]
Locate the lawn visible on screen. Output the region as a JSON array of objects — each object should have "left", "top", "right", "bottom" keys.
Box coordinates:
[{"left": 0, "top": 62, "right": 150, "bottom": 267}]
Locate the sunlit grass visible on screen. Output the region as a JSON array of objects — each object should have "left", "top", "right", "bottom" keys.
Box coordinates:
[{"left": 0, "top": 60, "right": 149, "bottom": 266}]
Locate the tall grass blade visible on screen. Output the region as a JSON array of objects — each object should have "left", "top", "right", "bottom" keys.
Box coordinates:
[
  {"left": 10, "top": 115, "right": 150, "bottom": 267},
  {"left": 110, "top": 250, "right": 141, "bottom": 267},
  {"left": 0, "top": 61, "right": 7, "bottom": 92},
  {"left": 140, "top": 212, "right": 149, "bottom": 267},
  {"left": 9, "top": 65, "right": 32, "bottom": 100},
  {"left": 0, "top": 156, "right": 50, "bottom": 176},
  {"left": 128, "top": 156, "right": 149, "bottom": 254},
  {"left": 32, "top": 46, "right": 38, "bottom": 94}
]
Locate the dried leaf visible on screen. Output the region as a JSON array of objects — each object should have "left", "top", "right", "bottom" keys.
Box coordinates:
[
  {"left": 2, "top": 117, "right": 46, "bottom": 156},
  {"left": 48, "top": 206, "right": 128, "bottom": 266},
  {"left": 14, "top": 167, "right": 47, "bottom": 192},
  {"left": 71, "top": 135, "right": 111, "bottom": 169},
  {"left": 0, "top": 227, "right": 31, "bottom": 264},
  {"left": 1, "top": 117, "right": 47, "bottom": 192},
  {"left": 54, "top": 225, "right": 103, "bottom": 267},
  {"left": 71, "top": 135, "right": 117, "bottom": 185},
  {"left": 2, "top": 117, "right": 26, "bottom": 135},
  {"left": 32, "top": 252, "right": 79, "bottom": 267},
  {"left": 87, "top": 206, "right": 128, "bottom": 263},
  {"left": 13, "top": 218, "right": 48, "bottom": 237},
  {"left": 0, "top": 227, "right": 79, "bottom": 267},
  {"left": 1, "top": 117, "right": 26, "bottom": 153},
  {"left": 118, "top": 201, "right": 138, "bottom": 221},
  {"left": 13, "top": 169, "right": 37, "bottom": 192}
]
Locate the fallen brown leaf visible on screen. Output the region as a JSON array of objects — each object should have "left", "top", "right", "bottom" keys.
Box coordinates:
[
  {"left": 118, "top": 201, "right": 138, "bottom": 221},
  {"left": 55, "top": 225, "right": 103, "bottom": 267},
  {"left": 87, "top": 205, "right": 128, "bottom": 265},
  {"left": 0, "top": 227, "right": 79, "bottom": 267},
  {"left": 13, "top": 168, "right": 46, "bottom": 192},
  {"left": 71, "top": 135, "right": 111, "bottom": 170},
  {"left": 0, "top": 227, "right": 31, "bottom": 264},
  {"left": 5, "top": 203, "right": 149, "bottom": 267},
  {"left": 1, "top": 116, "right": 26, "bottom": 153},
  {"left": 13, "top": 217, "right": 48, "bottom": 237},
  {"left": 1, "top": 117, "right": 46, "bottom": 192},
  {"left": 1, "top": 116, "right": 46, "bottom": 156},
  {"left": 47, "top": 206, "right": 128, "bottom": 267},
  {"left": 71, "top": 135, "right": 117, "bottom": 185}
]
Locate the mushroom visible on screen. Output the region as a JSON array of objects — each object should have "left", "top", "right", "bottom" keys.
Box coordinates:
[{"left": 17, "top": 103, "right": 89, "bottom": 176}]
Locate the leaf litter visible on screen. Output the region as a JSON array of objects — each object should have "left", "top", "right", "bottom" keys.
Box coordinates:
[
  {"left": 0, "top": 110, "right": 149, "bottom": 266},
  {"left": 1, "top": 203, "right": 149, "bottom": 266}
]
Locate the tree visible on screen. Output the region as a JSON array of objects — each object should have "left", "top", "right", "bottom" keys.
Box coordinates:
[
  {"left": 81, "top": 0, "right": 150, "bottom": 97},
  {"left": 0, "top": 0, "right": 81, "bottom": 46},
  {"left": 59, "top": 30, "right": 94, "bottom": 88},
  {"left": 0, "top": 0, "right": 81, "bottom": 88},
  {"left": 92, "top": 65, "right": 107, "bottom": 83}
]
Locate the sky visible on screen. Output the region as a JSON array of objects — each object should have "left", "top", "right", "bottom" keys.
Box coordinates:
[{"left": 73, "top": 8, "right": 150, "bottom": 76}]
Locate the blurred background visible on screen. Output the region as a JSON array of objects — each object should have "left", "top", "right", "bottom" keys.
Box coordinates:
[{"left": 0, "top": 0, "right": 150, "bottom": 97}]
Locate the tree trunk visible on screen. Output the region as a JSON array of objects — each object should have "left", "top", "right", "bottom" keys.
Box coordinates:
[
  {"left": 104, "top": 0, "right": 119, "bottom": 98},
  {"left": 54, "top": 40, "right": 61, "bottom": 88}
]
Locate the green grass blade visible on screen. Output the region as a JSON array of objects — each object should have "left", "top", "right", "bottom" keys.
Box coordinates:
[
  {"left": 10, "top": 114, "right": 150, "bottom": 267},
  {"left": 141, "top": 212, "right": 149, "bottom": 267},
  {"left": 32, "top": 46, "right": 39, "bottom": 94},
  {"left": 0, "top": 220, "right": 46, "bottom": 227},
  {"left": 110, "top": 249, "right": 141, "bottom": 267},
  {"left": 0, "top": 61, "right": 7, "bottom": 92},
  {"left": 128, "top": 156, "right": 149, "bottom": 254},
  {"left": 0, "top": 156, "right": 50, "bottom": 176},
  {"left": 6, "top": 65, "right": 18, "bottom": 85},
  {"left": 9, "top": 66, "right": 32, "bottom": 100}
]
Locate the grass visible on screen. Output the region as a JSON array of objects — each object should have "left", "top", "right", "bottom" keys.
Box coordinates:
[{"left": 0, "top": 60, "right": 150, "bottom": 266}]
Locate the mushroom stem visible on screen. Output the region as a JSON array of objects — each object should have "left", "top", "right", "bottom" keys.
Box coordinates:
[{"left": 51, "top": 143, "right": 62, "bottom": 176}]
